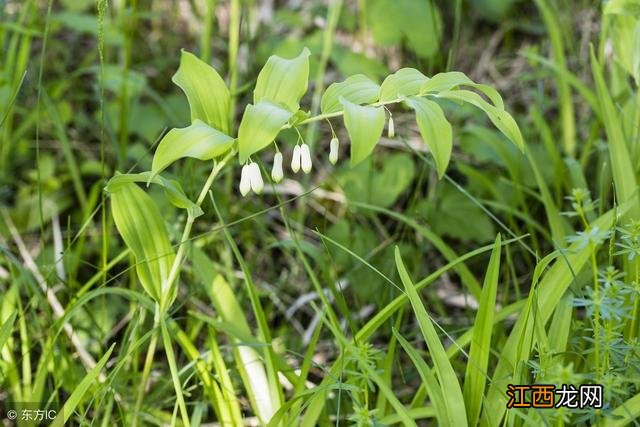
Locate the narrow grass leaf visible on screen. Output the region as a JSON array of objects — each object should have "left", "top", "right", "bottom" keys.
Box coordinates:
[
  {"left": 340, "top": 97, "right": 385, "bottom": 165},
  {"left": 394, "top": 247, "right": 467, "bottom": 426},
  {"left": 405, "top": 96, "right": 452, "bottom": 178},
  {"left": 394, "top": 329, "right": 448, "bottom": 425},
  {"left": 463, "top": 234, "right": 501, "bottom": 427},
  {"left": 590, "top": 46, "right": 639, "bottom": 216},
  {"left": 254, "top": 47, "right": 311, "bottom": 112},
  {"left": 481, "top": 201, "right": 634, "bottom": 425},
  {"left": 172, "top": 50, "right": 230, "bottom": 134},
  {"left": 0, "top": 312, "right": 16, "bottom": 351},
  {"left": 320, "top": 74, "right": 380, "bottom": 114},
  {"left": 604, "top": 392, "right": 640, "bottom": 427},
  {"left": 50, "top": 344, "right": 114, "bottom": 427}
]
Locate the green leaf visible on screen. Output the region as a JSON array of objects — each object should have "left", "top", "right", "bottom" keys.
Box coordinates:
[
  {"left": 418, "top": 182, "right": 495, "bottom": 243},
  {"left": 395, "top": 247, "right": 468, "bottom": 426},
  {"left": 338, "top": 152, "right": 415, "bottom": 208},
  {"left": 379, "top": 68, "right": 429, "bottom": 102},
  {"left": 0, "top": 312, "right": 16, "bottom": 352},
  {"left": 405, "top": 97, "right": 452, "bottom": 178},
  {"left": 151, "top": 120, "right": 233, "bottom": 179},
  {"left": 437, "top": 89, "right": 524, "bottom": 151},
  {"left": 421, "top": 71, "right": 474, "bottom": 93},
  {"left": 106, "top": 172, "right": 203, "bottom": 219},
  {"left": 109, "top": 182, "right": 175, "bottom": 304},
  {"left": 463, "top": 234, "right": 501, "bottom": 427},
  {"left": 237, "top": 101, "right": 293, "bottom": 163},
  {"left": 590, "top": 47, "right": 639, "bottom": 215},
  {"left": 367, "top": 0, "right": 441, "bottom": 59},
  {"left": 340, "top": 97, "right": 385, "bottom": 166},
  {"left": 50, "top": 344, "right": 115, "bottom": 427},
  {"left": 393, "top": 330, "right": 448, "bottom": 426},
  {"left": 172, "top": 50, "right": 230, "bottom": 134},
  {"left": 254, "top": 47, "right": 311, "bottom": 112},
  {"left": 320, "top": 74, "right": 380, "bottom": 114},
  {"left": 421, "top": 72, "right": 504, "bottom": 108}
]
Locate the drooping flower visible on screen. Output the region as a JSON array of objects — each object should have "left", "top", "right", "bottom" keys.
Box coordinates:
[
  {"left": 300, "top": 144, "right": 312, "bottom": 173},
  {"left": 387, "top": 116, "right": 395, "bottom": 138},
  {"left": 291, "top": 144, "right": 301, "bottom": 173},
  {"left": 271, "top": 152, "right": 284, "bottom": 183},
  {"left": 249, "top": 162, "right": 264, "bottom": 194},
  {"left": 329, "top": 137, "right": 339, "bottom": 165},
  {"left": 239, "top": 164, "right": 251, "bottom": 196}
]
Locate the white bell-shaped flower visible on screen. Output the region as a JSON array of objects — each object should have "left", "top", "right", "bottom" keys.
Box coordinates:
[
  {"left": 249, "top": 162, "right": 264, "bottom": 194},
  {"left": 291, "top": 145, "right": 301, "bottom": 173},
  {"left": 300, "top": 144, "right": 312, "bottom": 173},
  {"left": 329, "top": 137, "right": 339, "bottom": 165},
  {"left": 388, "top": 116, "right": 395, "bottom": 138},
  {"left": 239, "top": 164, "right": 251, "bottom": 196},
  {"left": 271, "top": 152, "right": 284, "bottom": 183}
]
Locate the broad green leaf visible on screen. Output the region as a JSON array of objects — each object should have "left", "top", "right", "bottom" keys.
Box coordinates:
[
  {"left": 50, "top": 344, "right": 115, "bottom": 427},
  {"left": 421, "top": 71, "right": 505, "bottom": 109},
  {"left": 395, "top": 247, "right": 468, "bottom": 426},
  {"left": 437, "top": 89, "right": 524, "bottom": 151},
  {"left": 463, "top": 234, "right": 501, "bottom": 427},
  {"left": 421, "top": 71, "right": 474, "bottom": 93},
  {"left": 320, "top": 74, "right": 379, "bottom": 114},
  {"left": 379, "top": 68, "right": 428, "bottom": 102},
  {"left": 150, "top": 120, "right": 234, "bottom": 179},
  {"left": 109, "top": 182, "right": 175, "bottom": 304},
  {"left": 590, "top": 47, "right": 639, "bottom": 215},
  {"left": 340, "top": 97, "right": 385, "bottom": 166},
  {"left": 394, "top": 330, "right": 448, "bottom": 426},
  {"left": 106, "top": 172, "right": 203, "bottom": 219},
  {"left": 367, "top": 0, "right": 441, "bottom": 59},
  {"left": 604, "top": 0, "right": 640, "bottom": 17},
  {"left": 405, "top": 97, "right": 452, "bottom": 178},
  {"left": 0, "top": 312, "right": 16, "bottom": 352},
  {"left": 237, "top": 101, "right": 293, "bottom": 163},
  {"left": 172, "top": 50, "right": 230, "bottom": 134},
  {"left": 254, "top": 47, "right": 311, "bottom": 112}
]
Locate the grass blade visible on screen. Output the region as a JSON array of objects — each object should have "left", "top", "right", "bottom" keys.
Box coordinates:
[
  {"left": 50, "top": 343, "right": 115, "bottom": 427},
  {"left": 394, "top": 247, "right": 467, "bottom": 426},
  {"left": 463, "top": 234, "right": 502, "bottom": 427}
]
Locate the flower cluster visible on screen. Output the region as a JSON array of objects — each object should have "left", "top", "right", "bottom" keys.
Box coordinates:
[{"left": 238, "top": 139, "right": 340, "bottom": 196}]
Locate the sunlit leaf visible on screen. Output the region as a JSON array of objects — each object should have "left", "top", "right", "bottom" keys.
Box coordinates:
[
  {"left": 238, "top": 101, "right": 293, "bottom": 163},
  {"left": 172, "top": 50, "right": 230, "bottom": 134},
  {"left": 463, "top": 234, "right": 501, "bottom": 427},
  {"left": 406, "top": 97, "right": 452, "bottom": 178},
  {"left": 106, "top": 172, "right": 203, "bottom": 219},
  {"left": 320, "top": 74, "right": 380, "bottom": 114},
  {"left": 379, "top": 68, "right": 428, "bottom": 102},
  {"left": 422, "top": 71, "right": 504, "bottom": 108},
  {"left": 254, "top": 47, "right": 311, "bottom": 112},
  {"left": 109, "top": 182, "right": 175, "bottom": 304},
  {"left": 395, "top": 247, "right": 468, "bottom": 426},
  {"left": 437, "top": 90, "right": 524, "bottom": 150},
  {"left": 150, "top": 120, "right": 233, "bottom": 179},
  {"left": 340, "top": 97, "right": 385, "bottom": 166}
]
